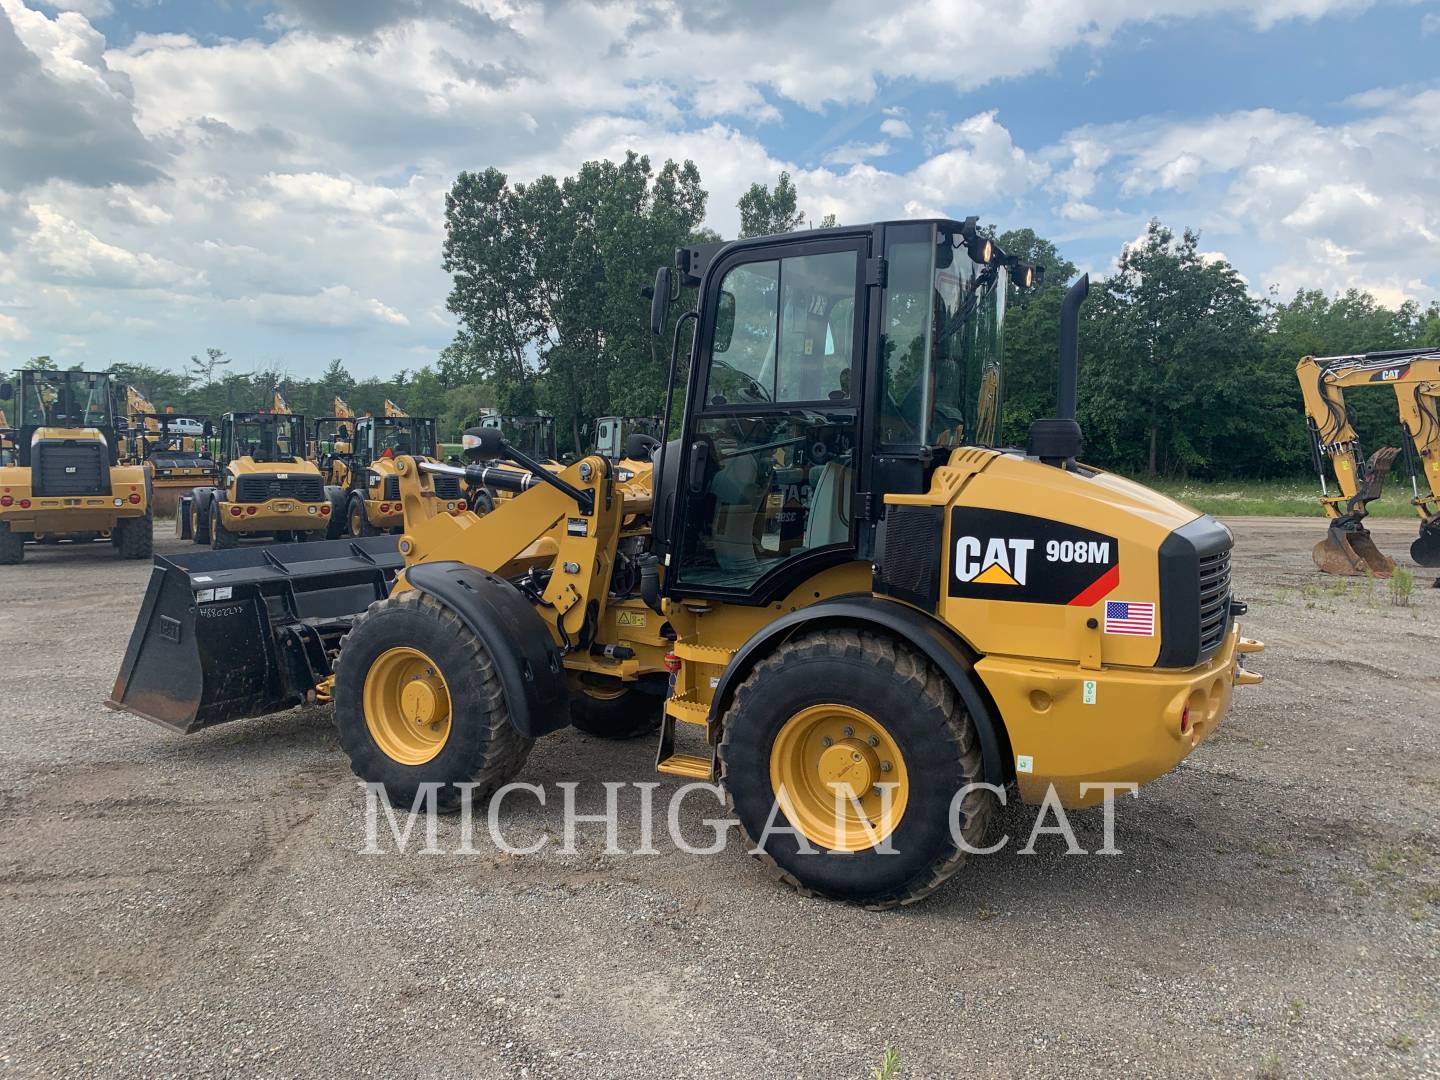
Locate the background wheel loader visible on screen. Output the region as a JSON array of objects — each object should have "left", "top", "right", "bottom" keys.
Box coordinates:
[
  {"left": 0, "top": 369, "right": 152, "bottom": 564},
  {"left": 176, "top": 411, "right": 332, "bottom": 548},
  {"left": 121, "top": 386, "right": 216, "bottom": 518},
  {"left": 330, "top": 413, "right": 468, "bottom": 538},
  {"left": 1297, "top": 349, "right": 1440, "bottom": 573},
  {"left": 592, "top": 415, "right": 660, "bottom": 463},
  {"left": 111, "top": 217, "right": 1263, "bottom": 908}
]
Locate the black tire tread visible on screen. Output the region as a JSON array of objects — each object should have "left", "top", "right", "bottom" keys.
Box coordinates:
[
  {"left": 116, "top": 511, "right": 153, "bottom": 559},
  {"left": 569, "top": 687, "right": 662, "bottom": 739},
  {"left": 719, "top": 628, "right": 996, "bottom": 909},
  {"left": 0, "top": 521, "right": 23, "bottom": 564}
]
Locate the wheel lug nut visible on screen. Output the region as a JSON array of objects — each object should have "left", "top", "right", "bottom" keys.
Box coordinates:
[
  {"left": 880, "top": 761, "right": 892, "bottom": 772},
  {"left": 821, "top": 736, "right": 833, "bottom": 747},
  {"left": 868, "top": 735, "right": 879, "bottom": 747},
  {"left": 842, "top": 726, "right": 854, "bottom": 738}
]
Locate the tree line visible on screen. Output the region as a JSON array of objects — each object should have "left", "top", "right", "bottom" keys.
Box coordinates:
[{"left": 27, "top": 158, "right": 1440, "bottom": 477}]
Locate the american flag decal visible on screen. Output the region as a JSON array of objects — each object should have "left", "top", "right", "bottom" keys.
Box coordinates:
[{"left": 1104, "top": 600, "right": 1155, "bottom": 636}]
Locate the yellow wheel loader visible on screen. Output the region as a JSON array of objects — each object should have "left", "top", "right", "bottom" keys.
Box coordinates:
[
  {"left": 592, "top": 415, "right": 660, "bottom": 463},
  {"left": 121, "top": 387, "right": 217, "bottom": 518},
  {"left": 110, "top": 218, "right": 1263, "bottom": 907},
  {"left": 1297, "top": 349, "right": 1440, "bottom": 572},
  {"left": 0, "top": 369, "right": 152, "bottom": 564},
  {"left": 175, "top": 411, "right": 332, "bottom": 548},
  {"left": 335, "top": 414, "right": 469, "bottom": 538}
]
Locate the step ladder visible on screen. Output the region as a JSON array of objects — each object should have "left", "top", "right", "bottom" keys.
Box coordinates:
[{"left": 654, "top": 641, "right": 734, "bottom": 780}]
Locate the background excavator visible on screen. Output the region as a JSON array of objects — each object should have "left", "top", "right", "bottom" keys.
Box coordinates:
[
  {"left": 1297, "top": 349, "right": 1440, "bottom": 573},
  {"left": 111, "top": 217, "right": 1262, "bottom": 908}
]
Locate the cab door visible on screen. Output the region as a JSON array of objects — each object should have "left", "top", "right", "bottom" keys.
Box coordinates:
[{"left": 669, "top": 235, "right": 868, "bottom": 603}]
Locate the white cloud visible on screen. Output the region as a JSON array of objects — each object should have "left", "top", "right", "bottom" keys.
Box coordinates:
[
  {"left": 824, "top": 141, "right": 891, "bottom": 165},
  {"left": 879, "top": 117, "right": 912, "bottom": 139},
  {"left": 0, "top": 312, "right": 27, "bottom": 340}
]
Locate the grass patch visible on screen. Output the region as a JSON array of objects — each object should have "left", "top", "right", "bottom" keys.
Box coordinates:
[{"left": 1144, "top": 477, "right": 1417, "bottom": 519}]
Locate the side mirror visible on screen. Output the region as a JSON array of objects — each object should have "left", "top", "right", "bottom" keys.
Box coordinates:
[
  {"left": 338, "top": 424, "right": 350, "bottom": 440},
  {"left": 713, "top": 290, "right": 736, "bottom": 353},
  {"left": 650, "top": 266, "right": 672, "bottom": 337},
  {"left": 202, "top": 420, "right": 213, "bottom": 438},
  {"left": 0, "top": 382, "right": 11, "bottom": 401}
]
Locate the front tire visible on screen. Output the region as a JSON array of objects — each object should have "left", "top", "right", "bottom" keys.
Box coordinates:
[
  {"left": 719, "top": 629, "right": 996, "bottom": 908},
  {"left": 333, "top": 590, "right": 532, "bottom": 812}
]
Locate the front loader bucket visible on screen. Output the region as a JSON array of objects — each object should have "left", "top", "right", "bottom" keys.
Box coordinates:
[
  {"left": 1312, "top": 521, "right": 1395, "bottom": 578},
  {"left": 107, "top": 536, "right": 404, "bottom": 733},
  {"left": 1412, "top": 521, "right": 1440, "bottom": 567}
]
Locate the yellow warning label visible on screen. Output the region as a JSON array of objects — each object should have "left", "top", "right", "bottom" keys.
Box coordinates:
[
  {"left": 616, "top": 611, "right": 647, "bottom": 627},
  {"left": 972, "top": 563, "right": 1020, "bottom": 586}
]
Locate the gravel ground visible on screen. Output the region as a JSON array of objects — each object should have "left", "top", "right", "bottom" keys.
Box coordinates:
[{"left": 0, "top": 519, "right": 1436, "bottom": 1079}]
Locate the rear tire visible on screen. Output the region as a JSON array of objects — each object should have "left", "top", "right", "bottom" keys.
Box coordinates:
[
  {"left": 0, "top": 521, "right": 23, "bottom": 564},
  {"left": 324, "top": 487, "right": 347, "bottom": 539},
  {"left": 116, "top": 510, "right": 153, "bottom": 559},
  {"left": 334, "top": 590, "right": 532, "bottom": 813},
  {"left": 719, "top": 629, "right": 996, "bottom": 909},
  {"left": 569, "top": 683, "right": 663, "bottom": 739},
  {"left": 211, "top": 502, "right": 238, "bottom": 549},
  {"left": 191, "top": 490, "right": 212, "bottom": 545},
  {"left": 348, "top": 495, "right": 378, "bottom": 538}
]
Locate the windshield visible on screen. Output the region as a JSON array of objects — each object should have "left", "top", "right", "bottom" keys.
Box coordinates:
[
  {"left": 20, "top": 371, "right": 115, "bottom": 429},
  {"left": 230, "top": 415, "right": 303, "bottom": 462},
  {"left": 313, "top": 418, "right": 354, "bottom": 455},
  {"left": 371, "top": 418, "right": 436, "bottom": 458},
  {"left": 878, "top": 223, "right": 1007, "bottom": 449},
  {"left": 483, "top": 416, "right": 556, "bottom": 462}
]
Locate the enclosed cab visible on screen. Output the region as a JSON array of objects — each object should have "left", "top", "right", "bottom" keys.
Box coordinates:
[
  {"left": 0, "top": 369, "right": 152, "bottom": 563},
  {"left": 338, "top": 414, "right": 466, "bottom": 536},
  {"left": 179, "top": 411, "right": 330, "bottom": 548}
]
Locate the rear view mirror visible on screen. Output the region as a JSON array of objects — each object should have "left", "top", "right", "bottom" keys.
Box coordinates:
[
  {"left": 714, "top": 290, "right": 736, "bottom": 353},
  {"left": 650, "top": 266, "right": 672, "bottom": 337}
]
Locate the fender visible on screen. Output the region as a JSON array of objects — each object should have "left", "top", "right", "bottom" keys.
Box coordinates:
[
  {"left": 704, "top": 594, "right": 1010, "bottom": 785},
  {"left": 404, "top": 560, "right": 571, "bottom": 738}
]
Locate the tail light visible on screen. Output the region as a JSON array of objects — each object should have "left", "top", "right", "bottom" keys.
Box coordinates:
[
  {"left": 457, "top": 500, "right": 467, "bottom": 512},
  {"left": 320, "top": 504, "right": 331, "bottom": 515},
  {"left": 230, "top": 506, "right": 243, "bottom": 517},
  {"left": 245, "top": 506, "right": 257, "bottom": 516},
  {"left": 1180, "top": 705, "right": 1192, "bottom": 736},
  {"left": 0, "top": 495, "right": 11, "bottom": 507},
  {"left": 128, "top": 493, "right": 142, "bottom": 504},
  {"left": 663, "top": 652, "right": 682, "bottom": 674},
  {"left": 379, "top": 502, "right": 392, "bottom": 514},
  {"left": 18, "top": 499, "right": 30, "bottom": 509}
]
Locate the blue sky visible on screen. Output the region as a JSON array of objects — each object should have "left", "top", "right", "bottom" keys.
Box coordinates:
[{"left": 2, "top": 0, "right": 1438, "bottom": 380}]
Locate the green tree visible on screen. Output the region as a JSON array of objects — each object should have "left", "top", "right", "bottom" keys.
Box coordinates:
[
  {"left": 1080, "top": 221, "right": 1271, "bottom": 477},
  {"left": 737, "top": 171, "right": 805, "bottom": 239},
  {"left": 24, "top": 355, "right": 56, "bottom": 370}
]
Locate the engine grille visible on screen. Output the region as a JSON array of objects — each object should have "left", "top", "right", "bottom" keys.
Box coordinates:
[
  {"left": 1198, "top": 549, "right": 1232, "bottom": 657},
  {"left": 432, "top": 475, "right": 461, "bottom": 500},
  {"left": 235, "top": 473, "right": 324, "bottom": 503},
  {"left": 383, "top": 475, "right": 400, "bottom": 502},
  {"left": 34, "top": 442, "right": 106, "bottom": 496},
  {"left": 873, "top": 505, "right": 942, "bottom": 610}
]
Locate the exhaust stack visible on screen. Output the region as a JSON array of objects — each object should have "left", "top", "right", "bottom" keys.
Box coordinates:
[{"left": 1027, "top": 273, "right": 1090, "bottom": 467}]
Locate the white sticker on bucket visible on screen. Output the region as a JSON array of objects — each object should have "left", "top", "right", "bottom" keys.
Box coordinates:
[
  {"left": 214, "top": 586, "right": 233, "bottom": 601},
  {"left": 196, "top": 589, "right": 215, "bottom": 603},
  {"left": 1083, "top": 680, "right": 1097, "bottom": 705},
  {"left": 1016, "top": 754, "right": 1034, "bottom": 774}
]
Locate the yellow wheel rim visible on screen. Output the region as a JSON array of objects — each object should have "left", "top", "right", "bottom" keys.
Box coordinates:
[
  {"left": 363, "top": 646, "right": 453, "bottom": 765},
  {"left": 769, "top": 703, "right": 910, "bottom": 852},
  {"left": 582, "top": 682, "right": 628, "bottom": 702}
]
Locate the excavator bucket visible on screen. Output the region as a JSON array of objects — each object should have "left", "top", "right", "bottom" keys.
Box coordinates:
[
  {"left": 107, "top": 536, "right": 404, "bottom": 733},
  {"left": 1312, "top": 446, "right": 1400, "bottom": 577},
  {"left": 1412, "top": 520, "right": 1440, "bottom": 567},
  {"left": 1312, "top": 522, "right": 1396, "bottom": 577}
]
